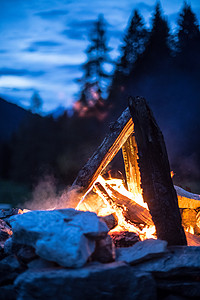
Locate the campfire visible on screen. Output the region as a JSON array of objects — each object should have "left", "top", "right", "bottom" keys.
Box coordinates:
[
  {"left": 68, "top": 96, "right": 200, "bottom": 246},
  {"left": 1, "top": 96, "right": 200, "bottom": 300}
]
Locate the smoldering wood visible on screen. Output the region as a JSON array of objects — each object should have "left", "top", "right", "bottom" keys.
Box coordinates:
[
  {"left": 128, "top": 96, "right": 187, "bottom": 246},
  {"left": 94, "top": 180, "right": 154, "bottom": 227},
  {"left": 70, "top": 108, "right": 134, "bottom": 208},
  {"left": 122, "top": 135, "right": 142, "bottom": 195}
]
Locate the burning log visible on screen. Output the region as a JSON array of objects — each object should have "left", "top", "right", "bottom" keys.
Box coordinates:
[
  {"left": 128, "top": 96, "right": 187, "bottom": 246},
  {"left": 71, "top": 108, "right": 134, "bottom": 207},
  {"left": 95, "top": 177, "right": 153, "bottom": 227},
  {"left": 122, "top": 135, "right": 141, "bottom": 195}
]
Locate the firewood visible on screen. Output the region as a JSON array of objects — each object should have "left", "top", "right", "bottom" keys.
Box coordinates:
[
  {"left": 101, "top": 181, "right": 154, "bottom": 227},
  {"left": 122, "top": 135, "right": 142, "bottom": 195},
  {"left": 185, "top": 231, "right": 200, "bottom": 246},
  {"left": 71, "top": 108, "right": 134, "bottom": 207},
  {"left": 99, "top": 213, "right": 118, "bottom": 231},
  {"left": 128, "top": 96, "right": 187, "bottom": 246}
]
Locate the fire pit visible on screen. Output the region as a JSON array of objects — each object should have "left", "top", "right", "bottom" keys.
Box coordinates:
[{"left": 1, "top": 96, "right": 200, "bottom": 300}]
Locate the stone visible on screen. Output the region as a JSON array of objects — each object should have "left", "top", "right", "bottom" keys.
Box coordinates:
[
  {"left": 15, "top": 261, "right": 156, "bottom": 300},
  {"left": 4, "top": 238, "right": 38, "bottom": 263},
  {"left": 0, "top": 255, "right": 24, "bottom": 285},
  {"left": 0, "top": 208, "right": 20, "bottom": 220},
  {"left": 10, "top": 209, "right": 108, "bottom": 268},
  {"left": 0, "top": 284, "right": 16, "bottom": 300},
  {"left": 133, "top": 246, "right": 200, "bottom": 278},
  {"left": 0, "top": 241, "right": 6, "bottom": 260},
  {"left": 16, "top": 245, "right": 38, "bottom": 264},
  {"left": 0, "top": 219, "right": 12, "bottom": 242},
  {"left": 91, "top": 235, "right": 115, "bottom": 263},
  {"left": 28, "top": 258, "right": 59, "bottom": 270},
  {"left": 116, "top": 239, "right": 168, "bottom": 265},
  {"left": 35, "top": 226, "right": 95, "bottom": 268},
  {"left": 4, "top": 238, "right": 13, "bottom": 255},
  {"left": 157, "top": 279, "right": 200, "bottom": 298},
  {"left": 109, "top": 231, "right": 141, "bottom": 247}
]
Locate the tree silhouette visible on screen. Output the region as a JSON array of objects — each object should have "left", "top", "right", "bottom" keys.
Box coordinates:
[
  {"left": 78, "top": 15, "right": 112, "bottom": 106},
  {"left": 30, "top": 91, "right": 42, "bottom": 114},
  {"left": 118, "top": 9, "right": 148, "bottom": 75},
  {"left": 178, "top": 1, "right": 200, "bottom": 51},
  {"left": 144, "top": 2, "right": 170, "bottom": 61}
]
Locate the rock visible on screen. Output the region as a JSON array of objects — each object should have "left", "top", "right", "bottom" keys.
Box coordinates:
[
  {"left": 91, "top": 235, "right": 115, "bottom": 263},
  {"left": 15, "top": 261, "right": 156, "bottom": 300},
  {"left": 0, "top": 208, "right": 21, "bottom": 221},
  {"left": 157, "top": 279, "right": 200, "bottom": 298},
  {"left": 0, "top": 255, "right": 24, "bottom": 285},
  {"left": 99, "top": 213, "right": 118, "bottom": 230},
  {"left": 35, "top": 226, "right": 95, "bottom": 268},
  {"left": 4, "top": 238, "right": 13, "bottom": 255},
  {"left": 161, "top": 294, "right": 188, "bottom": 300},
  {"left": 116, "top": 239, "right": 168, "bottom": 265},
  {"left": 28, "top": 258, "right": 59, "bottom": 270},
  {"left": 10, "top": 209, "right": 109, "bottom": 268},
  {"left": 134, "top": 246, "right": 200, "bottom": 278},
  {"left": 16, "top": 245, "right": 38, "bottom": 264},
  {"left": 0, "top": 284, "right": 16, "bottom": 300},
  {"left": 0, "top": 219, "right": 12, "bottom": 242},
  {"left": 109, "top": 231, "right": 141, "bottom": 247},
  {"left": 4, "top": 238, "right": 38, "bottom": 263},
  {"left": 0, "top": 241, "right": 6, "bottom": 260}
]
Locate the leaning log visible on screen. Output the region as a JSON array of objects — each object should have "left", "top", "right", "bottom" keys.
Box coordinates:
[
  {"left": 128, "top": 96, "right": 187, "bottom": 246},
  {"left": 71, "top": 108, "right": 133, "bottom": 207}
]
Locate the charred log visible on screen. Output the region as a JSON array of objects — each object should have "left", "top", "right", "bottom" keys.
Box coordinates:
[
  {"left": 71, "top": 108, "right": 134, "bottom": 207},
  {"left": 128, "top": 96, "right": 187, "bottom": 246}
]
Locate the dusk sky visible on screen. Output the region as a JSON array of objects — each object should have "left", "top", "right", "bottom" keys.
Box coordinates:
[{"left": 0, "top": 0, "right": 200, "bottom": 114}]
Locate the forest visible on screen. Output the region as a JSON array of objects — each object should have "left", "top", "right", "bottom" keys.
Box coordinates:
[{"left": 0, "top": 2, "right": 200, "bottom": 206}]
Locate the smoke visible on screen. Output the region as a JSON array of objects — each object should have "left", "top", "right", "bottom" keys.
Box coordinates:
[{"left": 23, "top": 175, "right": 81, "bottom": 211}]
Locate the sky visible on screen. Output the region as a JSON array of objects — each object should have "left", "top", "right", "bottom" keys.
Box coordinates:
[{"left": 0, "top": 0, "right": 199, "bottom": 114}]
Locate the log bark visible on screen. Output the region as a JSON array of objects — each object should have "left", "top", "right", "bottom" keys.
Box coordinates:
[
  {"left": 71, "top": 108, "right": 133, "bottom": 207},
  {"left": 128, "top": 96, "right": 187, "bottom": 246}
]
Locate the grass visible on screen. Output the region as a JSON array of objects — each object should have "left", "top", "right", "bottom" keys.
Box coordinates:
[{"left": 0, "top": 180, "right": 31, "bottom": 208}]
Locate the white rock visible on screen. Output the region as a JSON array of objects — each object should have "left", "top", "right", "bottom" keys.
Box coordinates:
[
  {"left": 36, "top": 226, "right": 95, "bottom": 268},
  {"left": 10, "top": 209, "right": 108, "bottom": 268}
]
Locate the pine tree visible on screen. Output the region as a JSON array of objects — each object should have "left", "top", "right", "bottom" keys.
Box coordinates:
[
  {"left": 118, "top": 9, "right": 148, "bottom": 75},
  {"left": 147, "top": 2, "right": 170, "bottom": 58},
  {"left": 78, "top": 14, "right": 112, "bottom": 106},
  {"left": 177, "top": 1, "right": 200, "bottom": 51}
]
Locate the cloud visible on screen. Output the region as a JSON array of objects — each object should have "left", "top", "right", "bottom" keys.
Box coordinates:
[
  {"left": 135, "top": 2, "right": 154, "bottom": 12},
  {"left": 24, "top": 40, "right": 63, "bottom": 52},
  {"left": 0, "top": 68, "right": 44, "bottom": 77},
  {"left": 35, "top": 9, "right": 68, "bottom": 19},
  {"left": 62, "top": 19, "right": 95, "bottom": 40}
]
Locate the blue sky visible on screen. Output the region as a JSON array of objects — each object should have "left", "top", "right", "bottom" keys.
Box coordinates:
[{"left": 0, "top": 0, "right": 199, "bottom": 114}]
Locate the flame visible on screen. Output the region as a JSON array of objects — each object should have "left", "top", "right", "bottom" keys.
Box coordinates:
[
  {"left": 171, "top": 171, "right": 175, "bottom": 178},
  {"left": 77, "top": 174, "right": 156, "bottom": 240}
]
